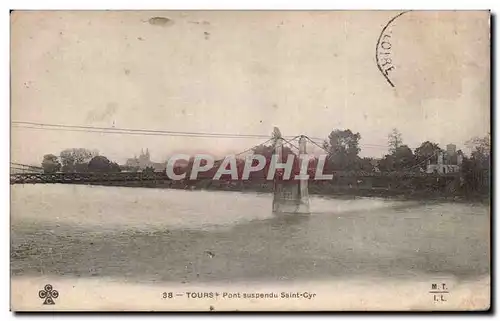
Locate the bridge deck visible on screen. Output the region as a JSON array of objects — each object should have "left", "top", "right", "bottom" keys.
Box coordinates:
[{"left": 10, "top": 171, "right": 460, "bottom": 185}]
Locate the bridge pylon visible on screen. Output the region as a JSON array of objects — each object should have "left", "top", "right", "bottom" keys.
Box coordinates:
[{"left": 272, "top": 131, "right": 310, "bottom": 214}]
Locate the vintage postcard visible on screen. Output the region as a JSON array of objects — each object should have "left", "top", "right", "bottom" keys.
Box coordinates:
[{"left": 10, "top": 10, "right": 490, "bottom": 311}]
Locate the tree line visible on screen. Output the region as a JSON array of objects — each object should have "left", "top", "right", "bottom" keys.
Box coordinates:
[
  {"left": 40, "top": 129, "right": 491, "bottom": 182},
  {"left": 321, "top": 128, "right": 445, "bottom": 172},
  {"left": 42, "top": 148, "right": 121, "bottom": 173},
  {"left": 320, "top": 128, "right": 489, "bottom": 173}
]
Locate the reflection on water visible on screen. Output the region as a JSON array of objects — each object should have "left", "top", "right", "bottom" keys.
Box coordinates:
[{"left": 11, "top": 184, "right": 490, "bottom": 283}]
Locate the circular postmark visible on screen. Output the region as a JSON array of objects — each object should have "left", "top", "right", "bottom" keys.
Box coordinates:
[
  {"left": 374, "top": 11, "right": 489, "bottom": 103},
  {"left": 375, "top": 11, "right": 410, "bottom": 88}
]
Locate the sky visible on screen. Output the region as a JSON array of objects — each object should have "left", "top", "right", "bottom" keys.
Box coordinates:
[{"left": 11, "top": 10, "right": 490, "bottom": 165}]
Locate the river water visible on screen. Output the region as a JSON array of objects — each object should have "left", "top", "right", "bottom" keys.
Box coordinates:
[{"left": 10, "top": 184, "right": 490, "bottom": 310}]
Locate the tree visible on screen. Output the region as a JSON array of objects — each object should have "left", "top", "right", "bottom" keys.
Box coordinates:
[
  {"left": 357, "top": 157, "right": 375, "bottom": 172},
  {"left": 251, "top": 144, "right": 275, "bottom": 160},
  {"left": 392, "top": 145, "right": 416, "bottom": 170},
  {"left": 324, "top": 129, "right": 361, "bottom": 170},
  {"left": 388, "top": 128, "right": 403, "bottom": 154},
  {"left": 378, "top": 154, "right": 395, "bottom": 172},
  {"left": 88, "top": 155, "right": 121, "bottom": 172},
  {"left": 60, "top": 148, "right": 99, "bottom": 172},
  {"left": 252, "top": 144, "right": 295, "bottom": 160},
  {"left": 462, "top": 133, "right": 490, "bottom": 195},
  {"left": 143, "top": 166, "right": 155, "bottom": 174},
  {"left": 110, "top": 162, "right": 121, "bottom": 172},
  {"left": 250, "top": 144, "right": 296, "bottom": 180},
  {"left": 379, "top": 143, "right": 416, "bottom": 172},
  {"left": 467, "top": 133, "right": 490, "bottom": 168},
  {"left": 414, "top": 141, "right": 443, "bottom": 170},
  {"left": 41, "top": 154, "right": 61, "bottom": 173}
]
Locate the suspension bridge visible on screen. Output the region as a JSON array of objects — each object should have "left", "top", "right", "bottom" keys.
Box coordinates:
[
  {"left": 10, "top": 133, "right": 456, "bottom": 183},
  {"left": 10, "top": 135, "right": 452, "bottom": 184},
  {"left": 11, "top": 123, "right": 460, "bottom": 213}
]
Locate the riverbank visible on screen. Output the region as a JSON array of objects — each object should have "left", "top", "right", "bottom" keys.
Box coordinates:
[{"left": 62, "top": 179, "right": 489, "bottom": 204}]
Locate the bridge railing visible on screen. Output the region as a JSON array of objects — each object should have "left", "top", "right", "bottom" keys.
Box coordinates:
[
  {"left": 10, "top": 170, "right": 461, "bottom": 185},
  {"left": 9, "top": 171, "right": 167, "bottom": 184}
]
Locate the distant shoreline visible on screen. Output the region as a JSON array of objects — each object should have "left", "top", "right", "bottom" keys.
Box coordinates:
[{"left": 41, "top": 179, "right": 489, "bottom": 204}]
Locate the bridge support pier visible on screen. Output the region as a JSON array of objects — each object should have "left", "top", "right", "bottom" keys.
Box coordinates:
[{"left": 272, "top": 135, "right": 310, "bottom": 214}]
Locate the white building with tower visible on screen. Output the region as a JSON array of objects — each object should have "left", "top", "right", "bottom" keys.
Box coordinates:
[{"left": 426, "top": 144, "right": 463, "bottom": 174}]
